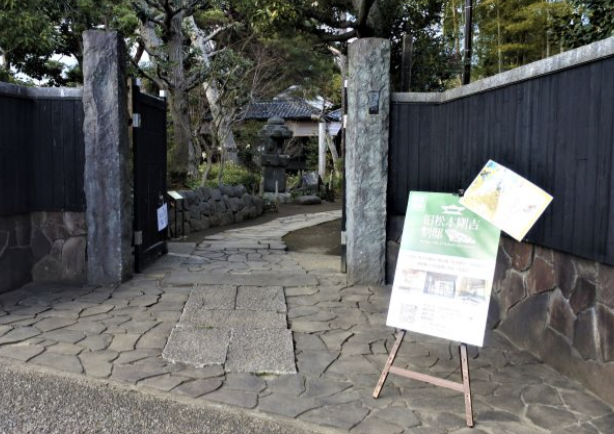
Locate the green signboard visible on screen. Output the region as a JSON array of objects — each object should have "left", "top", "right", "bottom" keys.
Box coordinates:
[{"left": 386, "top": 192, "right": 501, "bottom": 346}]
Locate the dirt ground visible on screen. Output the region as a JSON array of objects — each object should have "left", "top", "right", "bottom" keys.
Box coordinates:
[
  {"left": 178, "top": 200, "right": 342, "bottom": 251},
  {"left": 283, "top": 220, "right": 341, "bottom": 256}
]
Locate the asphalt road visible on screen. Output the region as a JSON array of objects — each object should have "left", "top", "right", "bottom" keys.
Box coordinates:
[{"left": 0, "top": 362, "right": 325, "bottom": 434}]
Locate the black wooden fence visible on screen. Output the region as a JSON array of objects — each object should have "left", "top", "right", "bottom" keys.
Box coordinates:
[
  {"left": 0, "top": 83, "right": 85, "bottom": 216},
  {"left": 389, "top": 54, "right": 614, "bottom": 265}
]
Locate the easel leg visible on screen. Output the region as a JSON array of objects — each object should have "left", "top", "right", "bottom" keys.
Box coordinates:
[
  {"left": 460, "top": 344, "right": 474, "bottom": 427},
  {"left": 373, "top": 330, "right": 406, "bottom": 398}
]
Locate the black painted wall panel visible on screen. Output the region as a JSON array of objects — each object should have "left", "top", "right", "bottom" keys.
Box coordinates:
[
  {"left": 389, "top": 57, "right": 614, "bottom": 265},
  {"left": 0, "top": 88, "right": 85, "bottom": 216}
]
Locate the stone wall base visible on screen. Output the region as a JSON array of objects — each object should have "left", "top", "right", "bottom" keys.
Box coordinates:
[
  {"left": 0, "top": 211, "right": 87, "bottom": 294},
  {"left": 387, "top": 216, "right": 614, "bottom": 407},
  {"left": 169, "top": 186, "right": 264, "bottom": 237}
]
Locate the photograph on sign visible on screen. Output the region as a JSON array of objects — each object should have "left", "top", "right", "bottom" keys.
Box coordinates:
[
  {"left": 157, "top": 203, "right": 168, "bottom": 231},
  {"left": 460, "top": 160, "right": 553, "bottom": 241},
  {"left": 386, "top": 192, "right": 500, "bottom": 347}
]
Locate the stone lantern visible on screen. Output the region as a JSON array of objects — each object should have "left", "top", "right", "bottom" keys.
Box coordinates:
[{"left": 259, "top": 117, "right": 293, "bottom": 193}]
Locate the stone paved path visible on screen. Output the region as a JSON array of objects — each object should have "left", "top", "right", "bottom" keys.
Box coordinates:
[{"left": 0, "top": 211, "right": 613, "bottom": 434}]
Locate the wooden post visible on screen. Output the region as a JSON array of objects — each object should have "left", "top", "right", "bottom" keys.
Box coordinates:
[
  {"left": 373, "top": 330, "right": 406, "bottom": 398},
  {"left": 374, "top": 331, "right": 475, "bottom": 427}
]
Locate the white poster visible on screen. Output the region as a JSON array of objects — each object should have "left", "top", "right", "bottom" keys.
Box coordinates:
[
  {"left": 386, "top": 192, "right": 501, "bottom": 347},
  {"left": 157, "top": 203, "right": 168, "bottom": 231}
]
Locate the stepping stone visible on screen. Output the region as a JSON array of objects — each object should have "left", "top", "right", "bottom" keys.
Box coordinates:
[
  {"left": 224, "top": 373, "right": 267, "bottom": 393},
  {"left": 299, "top": 401, "right": 370, "bottom": 430},
  {"left": 258, "top": 393, "right": 320, "bottom": 418},
  {"left": 236, "top": 286, "right": 286, "bottom": 312},
  {"left": 204, "top": 387, "right": 258, "bottom": 409},
  {"left": 184, "top": 285, "right": 237, "bottom": 311},
  {"left": 226, "top": 329, "right": 296, "bottom": 374},
  {"left": 0, "top": 344, "right": 45, "bottom": 362},
  {"left": 163, "top": 271, "right": 318, "bottom": 287},
  {"left": 111, "top": 365, "right": 168, "bottom": 385},
  {"left": 172, "top": 379, "right": 223, "bottom": 398},
  {"left": 162, "top": 327, "right": 229, "bottom": 367},
  {"left": 31, "top": 352, "right": 83, "bottom": 374},
  {"left": 180, "top": 310, "right": 287, "bottom": 330},
  {"left": 168, "top": 242, "right": 197, "bottom": 255},
  {"left": 34, "top": 317, "right": 76, "bottom": 332},
  {"left": 139, "top": 374, "right": 186, "bottom": 392},
  {"left": 0, "top": 326, "right": 41, "bottom": 345}
]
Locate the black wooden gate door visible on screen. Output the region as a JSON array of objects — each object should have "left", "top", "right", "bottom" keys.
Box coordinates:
[{"left": 132, "top": 81, "right": 168, "bottom": 272}]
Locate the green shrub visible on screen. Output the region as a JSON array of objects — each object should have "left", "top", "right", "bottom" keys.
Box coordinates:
[{"left": 205, "top": 163, "right": 262, "bottom": 194}]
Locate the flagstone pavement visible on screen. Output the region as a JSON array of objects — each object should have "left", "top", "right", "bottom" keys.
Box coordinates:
[{"left": 0, "top": 210, "right": 613, "bottom": 434}]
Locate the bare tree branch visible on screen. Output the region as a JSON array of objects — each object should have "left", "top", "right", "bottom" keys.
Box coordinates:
[
  {"left": 130, "top": 57, "right": 164, "bottom": 89},
  {"left": 318, "top": 29, "right": 357, "bottom": 42}
]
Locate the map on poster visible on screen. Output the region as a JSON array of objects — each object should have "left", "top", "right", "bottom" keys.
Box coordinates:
[
  {"left": 386, "top": 192, "right": 501, "bottom": 347},
  {"left": 460, "top": 160, "right": 553, "bottom": 242}
]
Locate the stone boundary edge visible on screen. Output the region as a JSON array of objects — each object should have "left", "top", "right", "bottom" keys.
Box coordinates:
[
  {"left": 393, "top": 35, "right": 614, "bottom": 104},
  {"left": 0, "top": 81, "right": 82, "bottom": 100}
]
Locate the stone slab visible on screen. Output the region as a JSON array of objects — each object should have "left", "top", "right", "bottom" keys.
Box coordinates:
[
  {"left": 34, "top": 317, "right": 77, "bottom": 332},
  {"left": 299, "top": 401, "right": 370, "bottom": 430},
  {"left": 226, "top": 329, "right": 296, "bottom": 374},
  {"left": 111, "top": 365, "right": 168, "bottom": 385},
  {"left": 168, "top": 243, "right": 197, "bottom": 255},
  {"left": 179, "top": 310, "right": 287, "bottom": 330},
  {"left": 162, "top": 328, "right": 229, "bottom": 367},
  {"left": 203, "top": 388, "right": 258, "bottom": 409},
  {"left": 139, "top": 374, "right": 186, "bottom": 392},
  {"left": 184, "top": 285, "right": 237, "bottom": 311},
  {"left": 0, "top": 326, "right": 41, "bottom": 345},
  {"left": 235, "top": 286, "right": 286, "bottom": 312},
  {"left": 0, "top": 344, "right": 45, "bottom": 362},
  {"left": 163, "top": 271, "right": 317, "bottom": 287},
  {"left": 31, "top": 352, "right": 83, "bottom": 374},
  {"left": 172, "top": 379, "right": 223, "bottom": 398},
  {"left": 224, "top": 373, "right": 267, "bottom": 393},
  {"left": 258, "top": 393, "right": 320, "bottom": 418}
]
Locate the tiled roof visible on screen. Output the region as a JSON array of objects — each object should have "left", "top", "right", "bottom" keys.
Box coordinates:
[
  {"left": 241, "top": 100, "right": 322, "bottom": 121},
  {"left": 327, "top": 108, "right": 342, "bottom": 121}
]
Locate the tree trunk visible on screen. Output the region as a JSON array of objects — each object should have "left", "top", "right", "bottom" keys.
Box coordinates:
[
  {"left": 168, "top": 91, "right": 196, "bottom": 179},
  {"left": 139, "top": 16, "right": 197, "bottom": 181},
  {"left": 318, "top": 122, "right": 327, "bottom": 179},
  {"left": 198, "top": 135, "right": 215, "bottom": 187},
  {"left": 187, "top": 17, "right": 239, "bottom": 165},
  {"left": 453, "top": 0, "right": 460, "bottom": 56},
  {"left": 168, "top": 11, "right": 197, "bottom": 179},
  {"left": 326, "top": 132, "right": 340, "bottom": 176}
]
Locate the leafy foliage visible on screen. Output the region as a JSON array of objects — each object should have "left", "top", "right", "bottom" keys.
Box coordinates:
[
  {"left": 205, "top": 162, "right": 261, "bottom": 193},
  {"left": 561, "top": 1, "right": 614, "bottom": 47}
]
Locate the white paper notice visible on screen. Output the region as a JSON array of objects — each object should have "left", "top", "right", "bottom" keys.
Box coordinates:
[{"left": 157, "top": 203, "right": 168, "bottom": 231}]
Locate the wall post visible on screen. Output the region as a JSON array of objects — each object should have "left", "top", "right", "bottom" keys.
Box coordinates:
[
  {"left": 345, "top": 38, "right": 391, "bottom": 285},
  {"left": 82, "top": 31, "right": 133, "bottom": 284}
]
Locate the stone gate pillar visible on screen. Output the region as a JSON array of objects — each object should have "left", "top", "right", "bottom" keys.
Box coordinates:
[
  {"left": 82, "top": 31, "right": 133, "bottom": 284},
  {"left": 346, "top": 38, "right": 390, "bottom": 285}
]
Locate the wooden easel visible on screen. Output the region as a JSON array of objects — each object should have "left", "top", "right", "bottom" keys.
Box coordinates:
[{"left": 373, "top": 330, "right": 474, "bottom": 427}]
